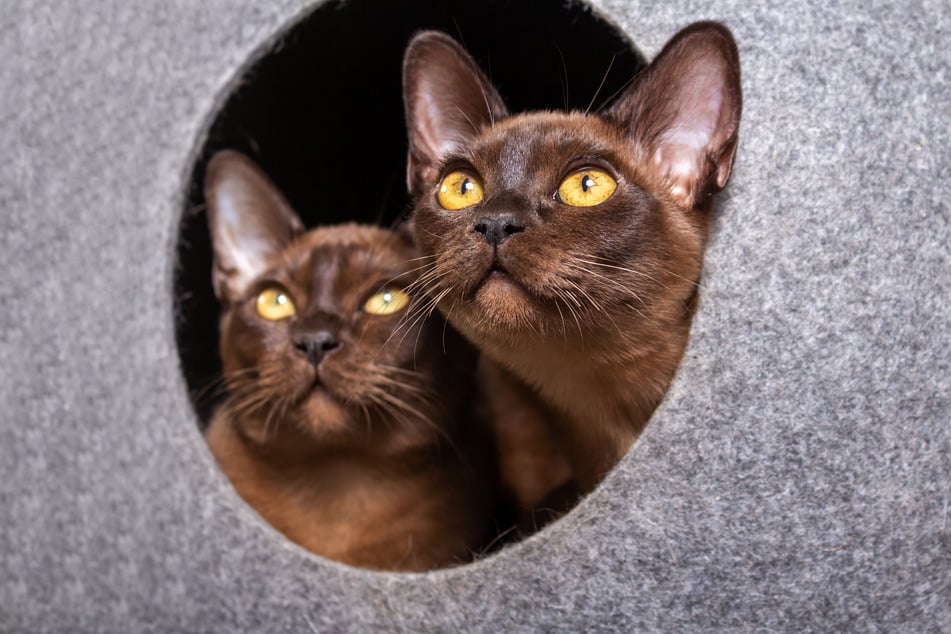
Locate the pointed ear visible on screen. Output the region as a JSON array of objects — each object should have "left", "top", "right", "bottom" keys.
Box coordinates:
[
  {"left": 204, "top": 150, "right": 304, "bottom": 304},
  {"left": 402, "top": 31, "right": 507, "bottom": 196},
  {"left": 608, "top": 22, "right": 742, "bottom": 209}
]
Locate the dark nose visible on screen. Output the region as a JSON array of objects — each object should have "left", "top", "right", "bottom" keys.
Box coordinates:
[
  {"left": 473, "top": 213, "right": 525, "bottom": 247},
  {"left": 293, "top": 331, "right": 340, "bottom": 366}
]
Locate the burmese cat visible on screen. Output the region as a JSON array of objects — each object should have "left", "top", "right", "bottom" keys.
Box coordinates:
[
  {"left": 202, "top": 150, "right": 496, "bottom": 571},
  {"left": 403, "top": 23, "right": 742, "bottom": 494}
]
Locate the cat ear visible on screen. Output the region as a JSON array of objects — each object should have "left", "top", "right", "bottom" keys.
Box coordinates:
[
  {"left": 608, "top": 22, "right": 742, "bottom": 209},
  {"left": 204, "top": 150, "right": 304, "bottom": 303},
  {"left": 403, "top": 31, "right": 507, "bottom": 195}
]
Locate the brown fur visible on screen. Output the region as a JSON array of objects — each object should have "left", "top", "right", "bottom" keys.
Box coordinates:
[
  {"left": 403, "top": 24, "right": 742, "bottom": 494},
  {"left": 203, "top": 151, "right": 495, "bottom": 571},
  {"left": 477, "top": 358, "right": 573, "bottom": 533}
]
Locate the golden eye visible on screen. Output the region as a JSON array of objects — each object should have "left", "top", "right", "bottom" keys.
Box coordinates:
[
  {"left": 255, "top": 286, "right": 296, "bottom": 321},
  {"left": 363, "top": 287, "right": 411, "bottom": 316},
  {"left": 556, "top": 168, "right": 617, "bottom": 207},
  {"left": 437, "top": 170, "right": 485, "bottom": 210}
]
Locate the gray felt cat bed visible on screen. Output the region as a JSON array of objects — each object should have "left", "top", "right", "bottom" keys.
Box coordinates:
[{"left": 2, "top": 0, "right": 948, "bottom": 630}]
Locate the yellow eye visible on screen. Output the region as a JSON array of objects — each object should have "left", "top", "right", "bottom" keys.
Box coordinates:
[
  {"left": 255, "top": 286, "right": 296, "bottom": 321},
  {"left": 556, "top": 168, "right": 617, "bottom": 207},
  {"left": 363, "top": 288, "right": 411, "bottom": 316},
  {"left": 437, "top": 170, "right": 484, "bottom": 210}
]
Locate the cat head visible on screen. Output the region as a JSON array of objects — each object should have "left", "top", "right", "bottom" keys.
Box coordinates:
[
  {"left": 204, "top": 151, "right": 472, "bottom": 447},
  {"left": 402, "top": 24, "right": 741, "bottom": 351}
]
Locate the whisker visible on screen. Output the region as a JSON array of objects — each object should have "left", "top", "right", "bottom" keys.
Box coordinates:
[
  {"left": 563, "top": 276, "right": 624, "bottom": 336},
  {"left": 574, "top": 256, "right": 670, "bottom": 288},
  {"left": 372, "top": 387, "right": 447, "bottom": 443},
  {"left": 580, "top": 254, "right": 703, "bottom": 292},
  {"left": 373, "top": 267, "right": 450, "bottom": 360},
  {"left": 385, "top": 287, "right": 446, "bottom": 354},
  {"left": 555, "top": 43, "right": 570, "bottom": 111},
  {"left": 562, "top": 260, "right": 651, "bottom": 321},
  {"left": 552, "top": 295, "right": 569, "bottom": 343},
  {"left": 477, "top": 522, "right": 520, "bottom": 556},
  {"left": 585, "top": 54, "right": 616, "bottom": 115},
  {"left": 377, "top": 259, "right": 440, "bottom": 292},
  {"left": 593, "top": 70, "right": 638, "bottom": 114},
  {"left": 552, "top": 286, "right": 584, "bottom": 345}
]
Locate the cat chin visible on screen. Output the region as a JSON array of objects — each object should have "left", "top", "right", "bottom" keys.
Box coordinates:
[
  {"left": 468, "top": 273, "right": 536, "bottom": 325},
  {"left": 448, "top": 285, "right": 561, "bottom": 346},
  {"left": 475, "top": 268, "right": 529, "bottom": 300},
  {"left": 298, "top": 388, "right": 357, "bottom": 436}
]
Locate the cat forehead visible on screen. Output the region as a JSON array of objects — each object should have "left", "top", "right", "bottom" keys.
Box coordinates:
[{"left": 473, "top": 112, "right": 623, "bottom": 166}]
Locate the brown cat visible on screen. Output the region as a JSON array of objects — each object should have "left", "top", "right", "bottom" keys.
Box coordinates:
[
  {"left": 402, "top": 23, "right": 742, "bottom": 494},
  {"left": 202, "top": 150, "right": 496, "bottom": 571}
]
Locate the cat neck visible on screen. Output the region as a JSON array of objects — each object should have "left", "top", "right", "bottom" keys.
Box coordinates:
[
  {"left": 474, "top": 304, "right": 693, "bottom": 489},
  {"left": 204, "top": 408, "right": 487, "bottom": 570}
]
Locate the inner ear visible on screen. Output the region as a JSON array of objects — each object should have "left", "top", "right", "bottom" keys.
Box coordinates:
[
  {"left": 609, "top": 22, "right": 741, "bottom": 208},
  {"left": 402, "top": 31, "right": 508, "bottom": 195},
  {"left": 204, "top": 151, "right": 304, "bottom": 303}
]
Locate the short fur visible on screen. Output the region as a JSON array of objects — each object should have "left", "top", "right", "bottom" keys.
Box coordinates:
[
  {"left": 403, "top": 24, "right": 742, "bottom": 492},
  {"left": 203, "top": 151, "right": 495, "bottom": 571}
]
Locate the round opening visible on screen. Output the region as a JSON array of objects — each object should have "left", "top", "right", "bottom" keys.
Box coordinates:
[{"left": 174, "top": 0, "right": 644, "bottom": 567}]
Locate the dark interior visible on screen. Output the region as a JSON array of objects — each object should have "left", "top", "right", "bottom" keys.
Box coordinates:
[{"left": 175, "top": 0, "right": 645, "bottom": 423}]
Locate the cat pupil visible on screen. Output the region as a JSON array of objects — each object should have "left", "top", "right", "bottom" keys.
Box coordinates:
[
  {"left": 460, "top": 178, "right": 472, "bottom": 195},
  {"left": 581, "top": 174, "right": 593, "bottom": 192}
]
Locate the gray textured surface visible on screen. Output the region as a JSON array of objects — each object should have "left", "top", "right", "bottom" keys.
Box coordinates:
[{"left": 1, "top": 0, "right": 949, "bottom": 631}]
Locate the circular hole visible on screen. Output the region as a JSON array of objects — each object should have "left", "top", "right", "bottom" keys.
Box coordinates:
[{"left": 175, "top": 0, "right": 645, "bottom": 568}]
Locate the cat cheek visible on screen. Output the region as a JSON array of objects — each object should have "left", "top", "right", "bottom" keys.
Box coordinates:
[
  {"left": 417, "top": 211, "right": 462, "bottom": 260},
  {"left": 407, "top": 156, "right": 440, "bottom": 198},
  {"left": 222, "top": 314, "right": 268, "bottom": 367}
]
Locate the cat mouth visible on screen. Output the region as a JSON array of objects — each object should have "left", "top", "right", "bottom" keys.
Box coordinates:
[
  {"left": 303, "top": 368, "right": 337, "bottom": 400},
  {"left": 472, "top": 259, "right": 533, "bottom": 304},
  {"left": 476, "top": 261, "right": 517, "bottom": 290},
  {"left": 302, "top": 374, "right": 346, "bottom": 412},
  {"left": 486, "top": 263, "right": 512, "bottom": 281}
]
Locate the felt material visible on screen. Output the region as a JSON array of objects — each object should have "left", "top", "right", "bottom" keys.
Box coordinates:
[{"left": 1, "top": 0, "right": 948, "bottom": 631}]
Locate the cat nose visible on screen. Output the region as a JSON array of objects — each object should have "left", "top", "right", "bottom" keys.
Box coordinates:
[
  {"left": 293, "top": 331, "right": 340, "bottom": 366},
  {"left": 473, "top": 213, "right": 525, "bottom": 247}
]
